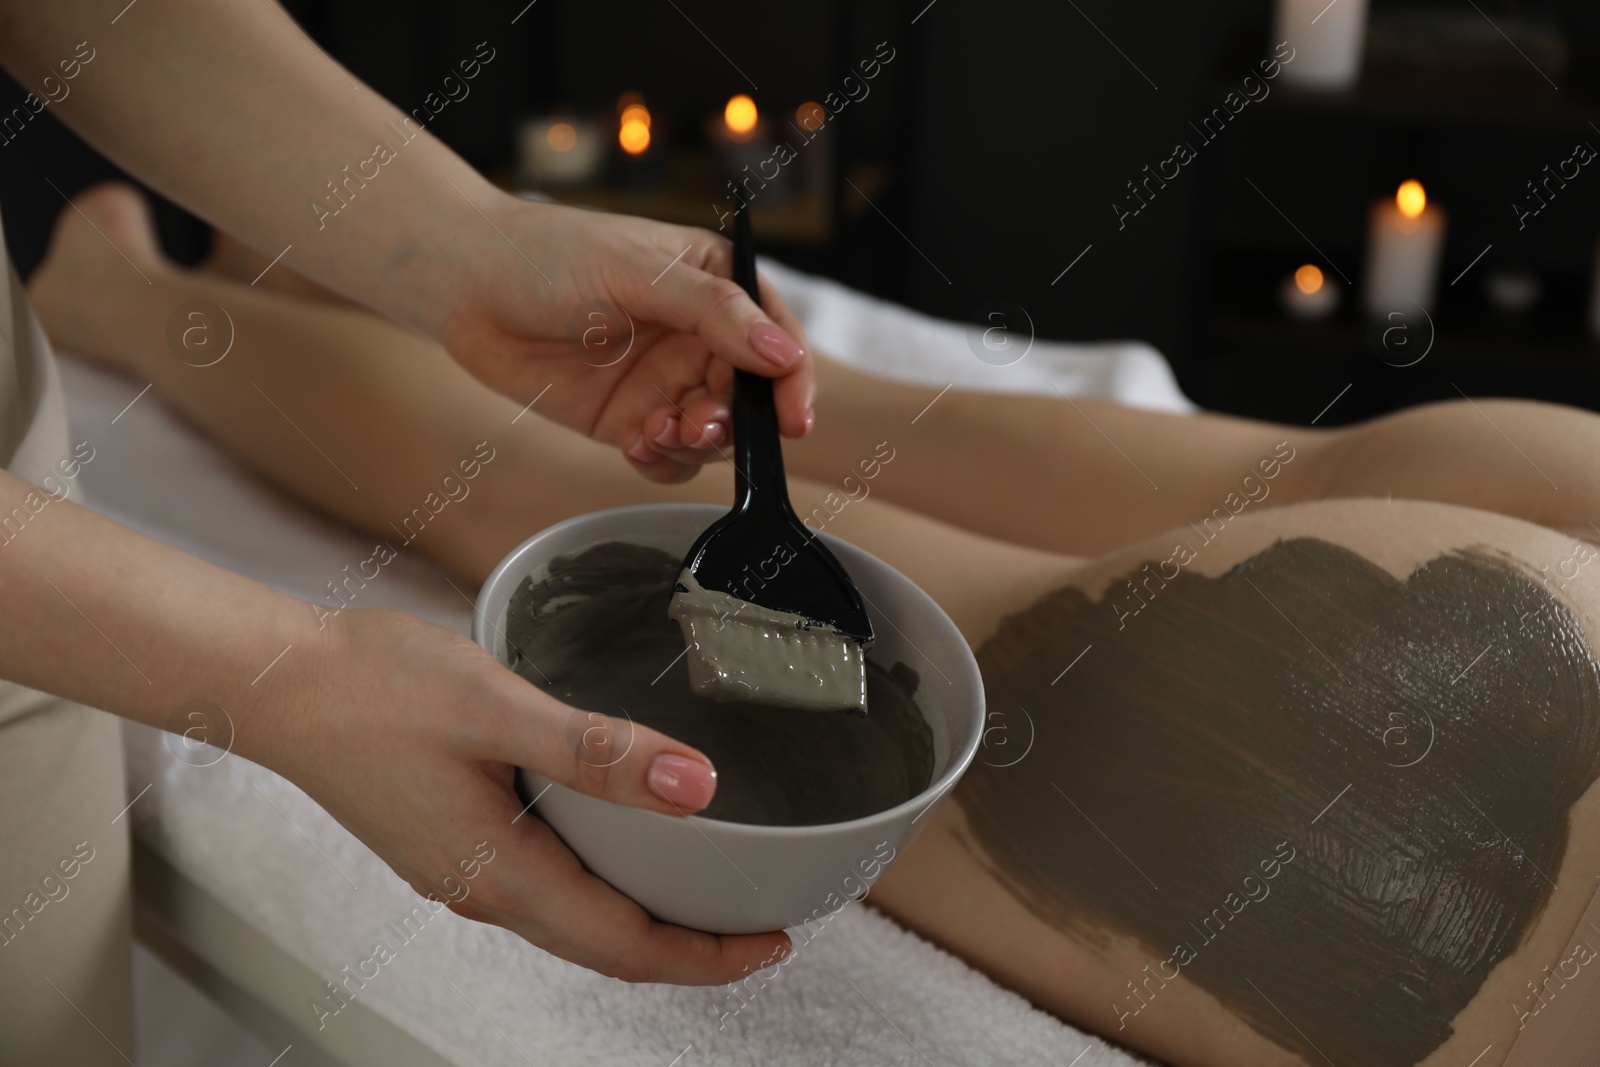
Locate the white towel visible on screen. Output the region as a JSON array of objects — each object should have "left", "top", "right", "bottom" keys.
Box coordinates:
[
  {"left": 760, "top": 260, "right": 1195, "bottom": 414},
  {"left": 65, "top": 260, "right": 1181, "bottom": 1066}
]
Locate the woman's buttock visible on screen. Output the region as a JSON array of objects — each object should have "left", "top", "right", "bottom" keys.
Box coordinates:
[{"left": 882, "top": 505, "right": 1600, "bottom": 1067}]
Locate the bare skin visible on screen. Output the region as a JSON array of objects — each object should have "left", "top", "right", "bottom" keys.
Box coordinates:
[
  {"left": 1, "top": 0, "right": 820, "bottom": 479},
  {"left": 49, "top": 192, "right": 1600, "bottom": 568},
  {"left": 31, "top": 186, "right": 1600, "bottom": 1066}
]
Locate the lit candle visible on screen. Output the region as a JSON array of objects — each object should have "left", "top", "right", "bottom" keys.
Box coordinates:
[
  {"left": 1363, "top": 180, "right": 1447, "bottom": 317},
  {"left": 1273, "top": 0, "right": 1369, "bottom": 90},
  {"left": 517, "top": 115, "right": 605, "bottom": 188},
  {"left": 724, "top": 94, "right": 758, "bottom": 142},
  {"left": 708, "top": 94, "right": 792, "bottom": 203},
  {"left": 612, "top": 93, "right": 664, "bottom": 190},
  {"left": 1281, "top": 263, "right": 1340, "bottom": 320},
  {"left": 618, "top": 100, "right": 651, "bottom": 157}
]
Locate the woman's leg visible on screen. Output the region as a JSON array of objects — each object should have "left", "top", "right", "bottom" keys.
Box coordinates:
[
  {"left": 34, "top": 189, "right": 1600, "bottom": 1067},
  {"left": 793, "top": 357, "right": 1600, "bottom": 558},
  {"left": 27, "top": 187, "right": 1066, "bottom": 595},
  {"left": 56, "top": 187, "right": 1600, "bottom": 563},
  {"left": 27, "top": 186, "right": 740, "bottom": 583}
]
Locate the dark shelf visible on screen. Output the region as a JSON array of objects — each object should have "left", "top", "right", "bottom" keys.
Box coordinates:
[
  {"left": 1200, "top": 309, "right": 1600, "bottom": 425},
  {"left": 1252, "top": 70, "right": 1596, "bottom": 133},
  {"left": 1191, "top": 29, "right": 1600, "bottom": 426}
]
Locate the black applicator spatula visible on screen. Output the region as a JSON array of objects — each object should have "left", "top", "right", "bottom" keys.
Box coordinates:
[{"left": 666, "top": 207, "right": 875, "bottom": 714}]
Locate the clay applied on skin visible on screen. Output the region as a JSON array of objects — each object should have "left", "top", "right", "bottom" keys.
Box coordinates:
[
  {"left": 504, "top": 542, "right": 932, "bottom": 826},
  {"left": 957, "top": 537, "right": 1600, "bottom": 1066}
]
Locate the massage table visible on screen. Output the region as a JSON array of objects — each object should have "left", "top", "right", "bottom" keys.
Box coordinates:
[{"left": 64, "top": 259, "right": 1192, "bottom": 1066}]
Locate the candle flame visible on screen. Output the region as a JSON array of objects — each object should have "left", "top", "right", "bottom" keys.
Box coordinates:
[
  {"left": 1294, "top": 264, "right": 1325, "bottom": 295},
  {"left": 619, "top": 117, "right": 651, "bottom": 155},
  {"left": 546, "top": 121, "right": 578, "bottom": 153},
  {"left": 796, "top": 101, "right": 826, "bottom": 132},
  {"left": 724, "top": 94, "right": 758, "bottom": 139},
  {"left": 1396, "top": 180, "right": 1426, "bottom": 220},
  {"left": 618, "top": 96, "right": 652, "bottom": 155}
]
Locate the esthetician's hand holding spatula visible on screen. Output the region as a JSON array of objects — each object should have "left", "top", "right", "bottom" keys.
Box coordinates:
[
  {"left": 0, "top": 0, "right": 813, "bottom": 489},
  {"left": 438, "top": 199, "right": 817, "bottom": 484}
]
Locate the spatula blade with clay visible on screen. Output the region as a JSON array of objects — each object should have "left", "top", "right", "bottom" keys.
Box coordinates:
[{"left": 667, "top": 209, "right": 874, "bottom": 714}]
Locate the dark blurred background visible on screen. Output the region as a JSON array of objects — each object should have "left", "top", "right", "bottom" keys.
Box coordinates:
[{"left": 5, "top": 0, "right": 1599, "bottom": 424}]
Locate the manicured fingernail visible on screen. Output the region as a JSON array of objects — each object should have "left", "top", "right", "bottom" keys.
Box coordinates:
[
  {"left": 803, "top": 409, "right": 815, "bottom": 434},
  {"left": 654, "top": 417, "right": 680, "bottom": 449},
  {"left": 648, "top": 753, "right": 717, "bottom": 809},
  {"left": 749, "top": 321, "right": 804, "bottom": 368},
  {"left": 626, "top": 434, "right": 661, "bottom": 464},
  {"left": 696, "top": 421, "right": 726, "bottom": 448}
]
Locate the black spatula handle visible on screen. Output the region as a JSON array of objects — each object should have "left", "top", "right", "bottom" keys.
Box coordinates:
[{"left": 730, "top": 207, "right": 792, "bottom": 514}]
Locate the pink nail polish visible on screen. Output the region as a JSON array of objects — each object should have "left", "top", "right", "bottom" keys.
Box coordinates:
[
  {"left": 749, "top": 322, "right": 804, "bottom": 368},
  {"left": 654, "top": 418, "right": 680, "bottom": 449},
  {"left": 698, "top": 422, "right": 726, "bottom": 448},
  {"left": 626, "top": 435, "right": 661, "bottom": 464},
  {"left": 648, "top": 753, "right": 717, "bottom": 810}
]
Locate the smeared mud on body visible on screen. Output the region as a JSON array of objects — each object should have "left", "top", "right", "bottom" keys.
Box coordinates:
[
  {"left": 504, "top": 542, "right": 932, "bottom": 826},
  {"left": 956, "top": 537, "right": 1600, "bottom": 1066}
]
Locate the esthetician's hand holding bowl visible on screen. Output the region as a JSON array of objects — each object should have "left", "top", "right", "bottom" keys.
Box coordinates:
[{"left": 247, "top": 607, "right": 791, "bottom": 983}]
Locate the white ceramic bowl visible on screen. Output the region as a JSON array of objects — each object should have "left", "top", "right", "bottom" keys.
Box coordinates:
[{"left": 472, "top": 503, "right": 984, "bottom": 934}]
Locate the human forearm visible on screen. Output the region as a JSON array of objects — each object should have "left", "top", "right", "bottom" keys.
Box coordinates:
[
  {"left": 0, "top": 466, "right": 315, "bottom": 755},
  {"left": 0, "top": 464, "right": 796, "bottom": 981},
  {"left": 0, "top": 0, "right": 489, "bottom": 337}
]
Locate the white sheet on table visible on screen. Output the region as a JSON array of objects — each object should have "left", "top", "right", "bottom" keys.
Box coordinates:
[
  {"left": 760, "top": 261, "right": 1195, "bottom": 414},
  {"left": 64, "top": 260, "right": 1179, "bottom": 1067}
]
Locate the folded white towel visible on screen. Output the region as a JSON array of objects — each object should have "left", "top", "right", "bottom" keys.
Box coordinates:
[{"left": 65, "top": 259, "right": 1179, "bottom": 1066}]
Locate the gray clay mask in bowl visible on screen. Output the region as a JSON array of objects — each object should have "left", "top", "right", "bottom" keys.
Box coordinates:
[{"left": 472, "top": 503, "right": 984, "bottom": 934}]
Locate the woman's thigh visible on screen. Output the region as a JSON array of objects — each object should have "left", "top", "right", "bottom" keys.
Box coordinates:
[
  {"left": 872, "top": 497, "right": 1600, "bottom": 1067},
  {"left": 796, "top": 358, "right": 1600, "bottom": 559}
]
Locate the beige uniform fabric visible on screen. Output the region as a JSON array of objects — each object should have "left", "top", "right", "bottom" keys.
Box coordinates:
[{"left": 0, "top": 209, "right": 135, "bottom": 1066}]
